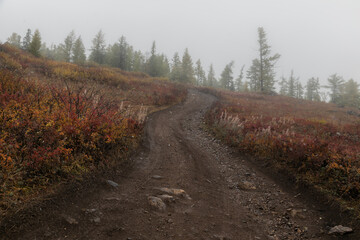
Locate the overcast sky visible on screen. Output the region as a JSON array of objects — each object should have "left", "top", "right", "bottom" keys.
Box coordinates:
[{"left": 0, "top": 0, "right": 359, "bottom": 86}]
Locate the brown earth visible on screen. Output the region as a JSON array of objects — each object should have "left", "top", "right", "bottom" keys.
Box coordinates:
[{"left": 1, "top": 89, "right": 357, "bottom": 239}]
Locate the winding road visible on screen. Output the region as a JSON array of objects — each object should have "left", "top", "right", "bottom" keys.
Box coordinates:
[{"left": 8, "top": 90, "right": 348, "bottom": 239}]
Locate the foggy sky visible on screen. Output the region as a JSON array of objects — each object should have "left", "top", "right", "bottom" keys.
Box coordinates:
[{"left": 0, "top": 0, "right": 359, "bottom": 86}]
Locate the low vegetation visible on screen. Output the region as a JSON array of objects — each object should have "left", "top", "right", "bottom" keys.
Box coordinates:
[
  {"left": 0, "top": 44, "right": 187, "bottom": 218},
  {"left": 203, "top": 87, "right": 360, "bottom": 215}
]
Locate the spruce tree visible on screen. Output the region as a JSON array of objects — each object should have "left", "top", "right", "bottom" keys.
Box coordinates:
[
  {"left": 220, "top": 61, "right": 235, "bottom": 90},
  {"left": 235, "top": 65, "right": 245, "bottom": 91},
  {"left": 247, "top": 27, "right": 280, "bottom": 93},
  {"left": 340, "top": 79, "right": 360, "bottom": 107},
  {"left": 22, "top": 29, "right": 32, "bottom": 51},
  {"left": 28, "top": 29, "right": 42, "bottom": 57},
  {"left": 72, "top": 36, "right": 86, "bottom": 64},
  {"left": 170, "top": 52, "right": 182, "bottom": 82},
  {"left": 194, "top": 59, "right": 206, "bottom": 86},
  {"left": 207, "top": 64, "right": 217, "bottom": 87},
  {"left": 63, "top": 30, "right": 76, "bottom": 62},
  {"left": 279, "top": 76, "right": 288, "bottom": 95},
  {"left": 89, "top": 30, "right": 106, "bottom": 64},
  {"left": 180, "top": 48, "right": 195, "bottom": 84},
  {"left": 287, "top": 70, "right": 297, "bottom": 98},
  {"left": 295, "top": 80, "right": 304, "bottom": 99},
  {"left": 305, "top": 77, "right": 321, "bottom": 101},
  {"left": 325, "top": 74, "right": 345, "bottom": 104}
]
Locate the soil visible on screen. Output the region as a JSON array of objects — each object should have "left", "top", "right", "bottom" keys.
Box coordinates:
[{"left": 1, "top": 89, "right": 357, "bottom": 239}]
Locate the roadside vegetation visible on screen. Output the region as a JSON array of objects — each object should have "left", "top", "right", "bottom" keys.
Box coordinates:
[
  {"left": 203, "top": 87, "right": 360, "bottom": 216},
  {"left": 0, "top": 44, "right": 186, "bottom": 219}
]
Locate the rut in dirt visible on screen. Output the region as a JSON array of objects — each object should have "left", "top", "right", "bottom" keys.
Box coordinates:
[{"left": 5, "top": 90, "right": 353, "bottom": 240}]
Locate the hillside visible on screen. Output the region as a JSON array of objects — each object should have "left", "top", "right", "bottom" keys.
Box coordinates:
[
  {"left": 202, "top": 87, "right": 360, "bottom": 216},
  {"left": 0, "top": 44, "right": 187, "bottom": 220}
]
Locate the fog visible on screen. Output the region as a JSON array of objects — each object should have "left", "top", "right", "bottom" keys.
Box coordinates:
[{"left": 0, "top": 0, "right": 359, "bottom": 85}]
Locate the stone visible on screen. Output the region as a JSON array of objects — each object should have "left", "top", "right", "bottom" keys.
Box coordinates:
[
  {"left": 91, "top": 217, "right": 101, "bottom": 223},
  {"left": 156, "top": 187, "right": 191, "bottom": 200},
  {"left": 62, "top": 215, "right": 78, "bottom": 225},
  {"left": 152, "top": 175, "right": 163, "bottom": 179},
  {"left": 237, "top": 181, "right": 256, "bottom": 190},
  {"left": 106, "top": 180, "right": 119, "bottom": 187},
  {"left": 104, "top": 197, "right": 121, "bottom": 201},
  {"left": 148, "top": 196, "right": 166, "bottom": 211},
  {"left": 158, "top": 194, "right": 175, "bottom": 203},
  {"left": 83, "top": 208, "right": 97, "bottom": 214},
  {"left": 328, "top": 225, "right": 353, "bottom": 235}
]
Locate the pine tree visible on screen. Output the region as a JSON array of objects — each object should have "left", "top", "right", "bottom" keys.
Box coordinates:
[
  {"left": 133, "top": 50, "right": 145, "bottom": 72},
  {"left": 287, "top": 70, "right": 297, "bottom": 98},
  {"left": 63, "top": 30, "right": 76, "bottom": 62},
  {"left": 72, "top": 36, "right": 86, "bottom": 64},
  {"left": 325, "top": 74, "right": 345, "bottom": 104},
  {"left": 180, "top": 48, "right": 195, "bottom": 84},
  {"left": 159, "top": 54, "right": 170, "bottom": 77},
  {"left": 22, "top": 29, "right": 32, "bottom": 51},
  {"left": 220, "top": 61, "right": 235, "bottom": 90},
  {"left": 305, "top": 77, "right": 321, "bottom": 101},
  {"left": 207, "top": 64, "right": 217, "bottom": 87},
  {"left": 339, "top": 79, "right": 360, "bottom": 107},
  {"left": 295, "top": 80, "right": 304, "bottom": 99},
  {"left": 194, "top": 59, "right": 206, "bottom": 86},
  {"left": 28, "top": 29, "right": 42, "bottom": 57},
  {"left": 279, "top": 76, "right": 288, "bottom": 95},
  {"left": 170, "top": 52, "right": 182, "bottom": 82},
  {"left": 247, "top": 27, "right": 280, "bottom": 93},
  {"left": 247, "top": 59, "right": 260, "bottom": 91},
  {"left": 118, "top": 36, "right": 128, "bottom": 70},
  {"left": 89, "top": 30, "right": 106, "bottom": 64},
  {"left": 235, "top": 65, "right": 245, "bottom": 91},
  {"left": 146, "top": 41, "right": 161, "bottom": 77},
  {"left": 126, "top": 45, "right": 134, "bottom": 71}
]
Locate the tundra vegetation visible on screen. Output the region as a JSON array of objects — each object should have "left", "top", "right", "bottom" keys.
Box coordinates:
[
  {"left": 202, "top": 87, "right": 360, "bottom": 215},
  {"left": 0, "top": 43, "right": 186, "bottom": 218},
  {"left": 2, "top": 26, "right": 360, "bottom": 220}
]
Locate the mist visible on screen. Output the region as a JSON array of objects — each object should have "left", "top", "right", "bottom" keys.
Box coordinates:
[{"left": 0, "top": 0, "right": 359, "bottom": 85}]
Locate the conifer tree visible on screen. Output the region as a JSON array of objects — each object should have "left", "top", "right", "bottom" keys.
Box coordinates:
[
  {"left": 180, "top": 48, "right": 195, "bottom": 84},
  {"left": 207, "top": 64, "right": 217, "bottom": 87},
  {"left": 28, "top": 29, "right": 42, "bottom": 57},
  {"left": 295, "top": 80, "right": 304, "bottom": 99},
  {"left": 89, "top": 30, "right": 106, "bottom": 64},
  {"left": 220, "top": 61, "right": 235, "bottom": 90},
  {"left": 340, "top": 79, "right": 360, "bottom": 107},
  {"left": 287, "top": 70, "right": 298, "bottom": 98},
  {"left": 63, "top": 30, "right": 76, "bottom": 62},
  {"left": 72, "top": 36, "right": 86, "bottom": 64},
  {"left": 247, "top": 27, "right": 280, "bottom": 93},
  {"left": 22, "top": 29, "right": 32, "bottom": 51},
  {"left": 170, "top": 52, "right": 182, "bottom": 82},
  {"left": 279, "top": 76, "right": 288, "bottom": 95},
  {"left": 325, "top": 74, "right": 345, "bottom": 104},
  {"left": 133, "top": 50, "right": 145, "bottom": 72},
  {"left": 305, "top": 77, "right": 321, "bottom": 101},
  {"left": 194, "top": 59, "right": 206, "bottom": 86},
  {"left": 235, "top": 65, "right": 245, "bottom": 91}
]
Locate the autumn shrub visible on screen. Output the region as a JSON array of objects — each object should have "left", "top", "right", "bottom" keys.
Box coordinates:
[
  {"left": 203, "top": 87, "right": 360, "bottom": 205},
  {"left": 0, "top": 43, "right": 187, "bottom": 217}
]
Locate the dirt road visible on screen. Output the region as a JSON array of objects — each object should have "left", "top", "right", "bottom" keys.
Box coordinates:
[{"left": 5, "top": 90, "right": 353, "bottom": 239}]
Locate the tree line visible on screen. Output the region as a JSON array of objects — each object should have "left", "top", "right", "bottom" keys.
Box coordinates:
[{"left": 5, "top": 28, "right": 360, "bottom": 108}]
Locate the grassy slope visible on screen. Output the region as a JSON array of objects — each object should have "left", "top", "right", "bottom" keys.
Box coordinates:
[
  {"left": 0, "top": 44, "right": 187, "bottom": 219},
  {"left": 202, "top": 87, "right": 360, "bottom": 218}
]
